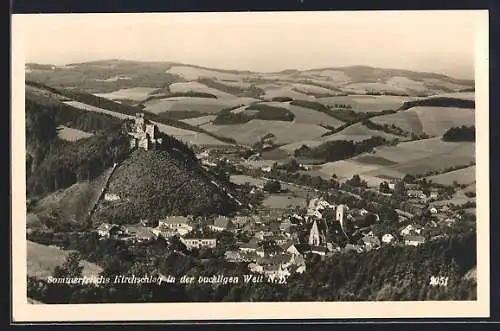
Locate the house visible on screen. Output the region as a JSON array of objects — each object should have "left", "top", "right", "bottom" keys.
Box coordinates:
[
  {"left": 180, "top": 237, "right": 217, "bottom": 250},
  {"left": 279, "top": 218, "right": 293, "bottom": 233},
  {"left": 238, "top": 238, "right": 260, "bottom": 253},
  {"left": 158, "top": 216, "right": 193, "bottom": 235},
  {"left": 208, "top": 216, "right": 235, "bottom": 232},
  {"left": 404, "top": 235, "right": 426, "bottom": 247},
  {"left": 381, "top": 233, "right": 395, "bottom": 244},
  {"left": 96, "top": 223, "right": 121, "bottom": 238},
  {"left": 254, "top": 230, "right": 274, "bottom": 241},
  {"left": 261, "top": 166, "right": 272, "bottom": 173},
  {"left": 405, "top": 184, "right": 425, "bottom": 198},
  {"left": 104, "top": 193, "right": 120, "bottom": 202},
  {"left": 399, "top": 224, "right": 422, "bottom": 237},
  {"left": 248, "top": 263, "right": 264, "bottom": 273},
  {"left": 429, "top": 190, "right": 439, "bottom": 199},
  {"left": 270, "top": 234, "right": 289, "bottom": 246},
  {"left": 123, "top": 224, "right": 155, "bottom": 242},
  {"left": 256, "top": 244, "right": 283, "bottom": 257},
  {"left": 224, "top": 250, "right": 253, "bottom": 263},
  {"left": 286, "top": 243, "right": 310, "bottom": 256},
  {"left": 151, "top": 226, "right": 177, "bottom": 239},
  {"left": 360, "top": 235, "right": 381, "bottom": 251},
  {"left": 232, "top": 216, "right": 253, "bottom": 228}
]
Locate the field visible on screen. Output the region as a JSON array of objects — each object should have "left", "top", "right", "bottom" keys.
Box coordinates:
[
  {"left": 261, "top": 86, "right": 315, "bottom": 101},
  {"left": 269, "top": 101, "right": 346, "bottom": 127},
  {"left": 262, "top": 194, "right": 307, "bottom": 210},
  {"left": 316, "top": 95, "right": 416, "bottom": 112},
  {"left": 290, "top": 83, "right": 337, "bottom": 95},
  {"left": 431, "top": 183, "right": 476, "bottom": 207},
  {"left": 201, "top": 120, "right": 329, "bottom": 146},
  {"left": 169, "top": 81, "right": 235, "bottom": 98},
  {"left": 312, "top": 138, "right": 475, "bottom": 187},
  {"left": 142, "top": 96, "right": 258, "bottom": 114},
  {"left": 165, "top": 65, "right": 250, "bottom": 81},
  {"left": 27, "top": 240, "right": 103, "bottom": 279},
  {"left": 94, "top": 87, "right": 158, "bottom": 102},
  {"left": 371, "top": 106, "right": 475, "bottom": 136},
  {"left": 56, "top": 126, "right": 94, "bottom": 141},
  {"left": 180, "top": 115, "right": 217, "bottom": 126},
  {"left": 426, "top": 166, "right": 476, "bottom": 185},
  {"left": 321, "top": 122, "right": 401, "bottom": 142},
  {"left": 63, "top": 100, "right": 228, "bottom": 145},
  {"left": 229, "top": 175, "right": 266, "bottom": 187}
]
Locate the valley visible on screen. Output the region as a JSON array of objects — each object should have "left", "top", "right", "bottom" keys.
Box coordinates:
[{"left": 24, "top": 60, "right": 477, "bottom": 304}]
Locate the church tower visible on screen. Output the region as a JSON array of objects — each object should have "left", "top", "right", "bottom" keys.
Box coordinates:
[{"left": 308, "top": 220, "right": 325, "bottom": 246}]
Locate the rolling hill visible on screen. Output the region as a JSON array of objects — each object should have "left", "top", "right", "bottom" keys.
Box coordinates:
[{"left": 26, "top": 89, "right": 241, "bottom": 227}]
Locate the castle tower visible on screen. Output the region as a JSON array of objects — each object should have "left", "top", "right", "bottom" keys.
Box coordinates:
[{"left": 308, "top": 220, "right": 324, "bottom": 246}]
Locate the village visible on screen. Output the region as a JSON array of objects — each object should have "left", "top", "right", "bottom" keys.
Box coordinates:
[{"left": 93, "top": 115, "right": 473, "bottom": 282}]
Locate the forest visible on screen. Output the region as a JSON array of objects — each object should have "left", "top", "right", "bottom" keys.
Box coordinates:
[
  {"left": 294, "top": 136, "right": 388, "bottom": 162},
  {"left": 442, "top": 126, "right": 475, "bottom": 142}
]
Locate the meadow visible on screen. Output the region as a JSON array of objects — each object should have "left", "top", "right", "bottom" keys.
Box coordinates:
[
  {"left": 27, "top": 240, "right": 103, "bottom": 279},
  {"left": 56, "top": 126, "right": 94, "bottom": 141}
]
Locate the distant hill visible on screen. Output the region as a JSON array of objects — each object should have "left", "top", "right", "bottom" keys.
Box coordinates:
[{"left": 26, "top": 60, "right": 474, "bottom": 99}]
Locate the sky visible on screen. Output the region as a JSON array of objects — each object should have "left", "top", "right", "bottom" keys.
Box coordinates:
[{"left": 14, "top": 10, "right": 486, "bottom": 79}]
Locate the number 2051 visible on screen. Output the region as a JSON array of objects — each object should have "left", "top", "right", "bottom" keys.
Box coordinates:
[{"left": 429, "top": 276, "right": 449, "bottom": 287}]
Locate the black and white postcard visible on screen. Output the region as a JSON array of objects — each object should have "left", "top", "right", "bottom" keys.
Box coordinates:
[{"left": 11, "top": 10, "right": 490, "bottom": 321}]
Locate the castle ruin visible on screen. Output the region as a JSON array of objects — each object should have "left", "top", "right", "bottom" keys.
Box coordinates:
[{"left": 127, "top": 113, "right": 163, "bottom": 151}]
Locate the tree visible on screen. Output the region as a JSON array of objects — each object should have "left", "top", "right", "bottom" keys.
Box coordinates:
[
  {"left": 263, "top": 180, "right": 281, "bottom": 193},
  {"left": 53, "top": 252, "right": 84, "bottom": 278}
]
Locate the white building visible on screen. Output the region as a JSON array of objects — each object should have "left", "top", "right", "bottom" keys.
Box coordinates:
[
  {"left": 381, "top": 233, "right": 395, "bottom": 244},
  {"left": 181, "top": 238, "right": 217, "bottom": 250},
  {"left": 104, "top": 193, "right": 120, "bottom": 201}
]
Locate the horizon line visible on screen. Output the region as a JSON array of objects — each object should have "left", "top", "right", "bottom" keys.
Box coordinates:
[{"left": 25, "top": 58, "right": 475, "bottom": 81}]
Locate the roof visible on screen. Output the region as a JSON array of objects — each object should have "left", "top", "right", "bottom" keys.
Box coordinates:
[
  {"left": 97, "top": 223, "right": 118, "bottom": 232},
  {"left": 212, "top": 216, "right": 234, "bottom": 229},
  {"left": 362, "top": 235, "right": 381, "bottom": 245},
  {"left": 292, "top": 243, "right": 311, "bottom": 254},
  {"left": 239, "top": 241, "right": 260, "bottom": 250},
  {"left": 232, "top": 216, "right": 253, "bottom": 226},
  {"left": 310, "top": 245, "right": 328, "bottom": 253},
  {"left": 405, "top": 235, "right": 426, "bottom": 242},
  {"left": 257, "top": 253, "right": 292, "bottom": 266}
]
